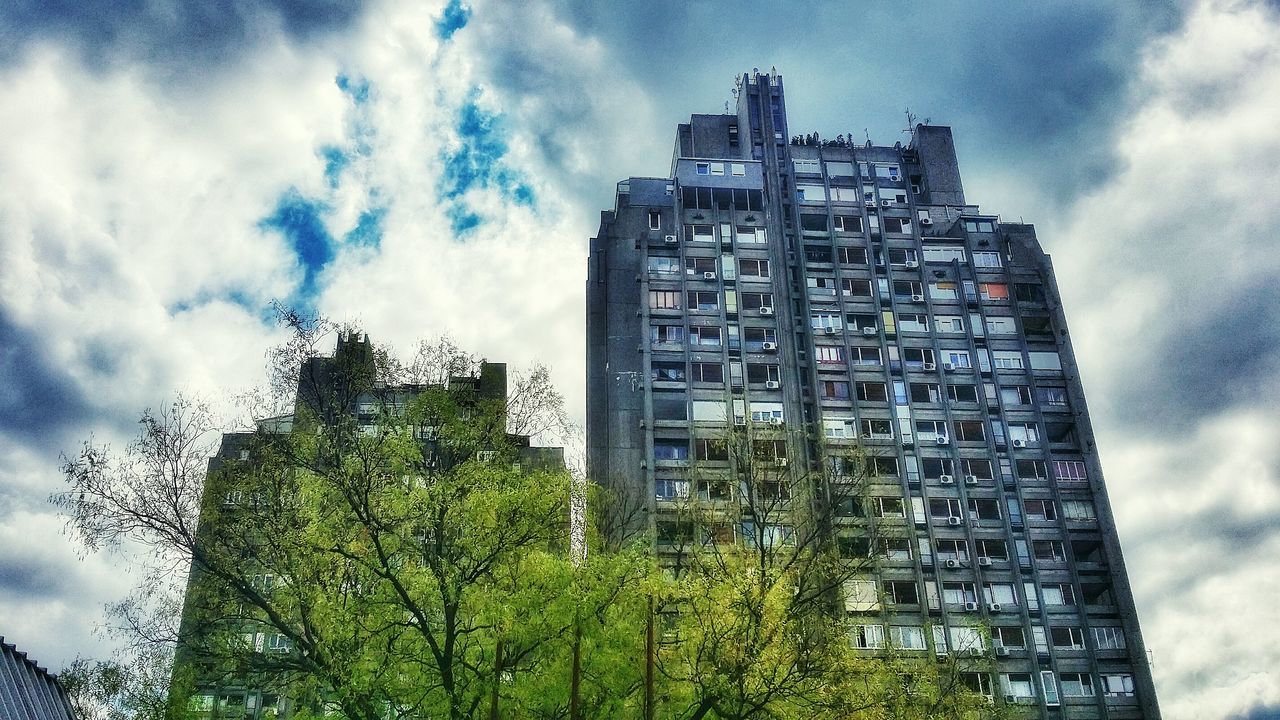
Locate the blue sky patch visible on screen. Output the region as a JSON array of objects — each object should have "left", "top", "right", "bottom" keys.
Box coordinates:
[
  {"left": 259, "top": 189, "right": 334, "bottom": 308},
  {"left": 439, "top": 89, "right": 535, "bottom": 235},
  {"left": 320, "top": 145, "right": 350, "bottom": 188},
  {"left": 344, "top": 206, "right": 387, "bottom": 247},
  {"left": 435, "top": 0, "right": 471, "bottom": 40}
]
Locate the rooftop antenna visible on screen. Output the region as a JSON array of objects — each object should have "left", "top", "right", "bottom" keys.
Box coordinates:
[
  {"left": 864, "top": 128, "right": 871, "bottom": 147},
  {"left": 903, "top": 108, "right": 918, "bottom": 136}
]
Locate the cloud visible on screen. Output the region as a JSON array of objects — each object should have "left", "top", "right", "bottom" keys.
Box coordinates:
[{"left": 0, "top": 0, "right": 370, "bottom": 73}]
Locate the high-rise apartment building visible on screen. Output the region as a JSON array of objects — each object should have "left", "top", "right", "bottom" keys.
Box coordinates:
[{"left": 586, "top": 69, "right": 1160, "bottom": 718}]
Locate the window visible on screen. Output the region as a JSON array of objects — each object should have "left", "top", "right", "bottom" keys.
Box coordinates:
[
  {"left": 936, "top": 539, "right": 968, "bottom": 562},
  {"left": 744, "top": 327, "right": 777, "bottom": 350},
  {"left": 747, "top": 363, "right": 780, "bottom": 384},
  {"left": 942, "top": 582, "right": 978, "bottom": 604},
  {"left": 1015, "top": 283, "right": 1046, "bottom": 302},
  {"left": 910, "top": 383, "right": 941, "bottom": 403},
  {"left": 888, "top": 248, "right": 918, "bottom": 267},
  {"left": 979, "top": 282, "right": 1009, "bottom": 301},
  {"left": 930, "top": 498, "right": 963, "bottom": 520},
  {"left": 804, "top": 245, "right": 833, "bottom": 264},
  {"left": 845, "top": 578, "right": 880, "bottom": 612},
  {"left": 850, "top": 347, "right": 882, "bottom": 366},
  {"left": 891, "top": 625, "right": 927, "bottom": 649},
  {"left": 648, "top": 211, "right": 661, "bottom": 230},
  {"left": 651, "top": 362, "right": 685, "bottom": 382},
  {"left": 695, "top": 162, "right": 710, "bottom": 175},
  {"left": 953, "top": 420, "right": 986, "bottom": 442},
  {"left": 807, "top": 276, "right": 836, "bottom": 294},
  {"left": 1043, "top": 583, "right": 1076, "bottom": 606},
  {"left": 694, "top": 438, "right": 729, "bottom": 462},
  {"left": 651, "top": 324, "right": 684, "bottom": 346},
  {"left": 902, "top": 347, "right": 935, "bottom": 369},
  {"left": 649, "top": 290, "right": 681, "bottom": 310},
  {"left": 690, "top": 326, "right": 721, "bottom": 346},
  {"left": 884, "top": 581, "right": 919, "bottom": 605},
  {"left": 875, "top": 164, "right": 901, "bottom": 180},
  {"left": 976, "top": 539, "right": 1009, "bottom": 561},
  {"left": 894, "top": 280, "right": 924, "bottom": 299},
  {"left": 961, "top": 673, "right": 994, "bottom": 696},
  {"left": 985, "top": 316, "right": 1017, "bottom": 335},
  {"left": 730, "top": 163, "right": 746, "bottom": 176},
  {"left": 1062, "top": 500, "right": 1097, "bottom": 521},
  {"left": 741, "top": 292, "right": 773, "bottom": 310},
  {"left": 992, "top": 351, "right": 1024, "bottom": 370},
  {"left": 1018, "top": 459, "right": 1049, "bottom": 481},
  {"left": 983, "top": 583, "right": 1017, "bottom": 605},
  {"left": 842, "top": 278, "right": 873, "bottom": 297},
  {"left": 967, "top": 497, "right": 1001, "bottom": 520},
  {"left": 872, "top": 496, "right": 905, "bottom": 518},
  {"left": 815, "top": 345, "right": 844, "bottom": 364},
  {"left": 950, "top": 626, "right": 984, "bottom": 653},
  {"left": 883, "top": 217, "right": 911, "bottom": 234},
  {"left": 962, "top": 458, "right": 994, "bottom": 480},
  {"left": 1037, "top": 386, "right": 1069, "bottom": 407},
  {"left": 1000, "top": 673, "right": 1035, "bottom": 699},
  {"left": 1029, "top": 352, "right": 1063, "bottom": 371},
  {"left": 1034, "top": 540, "right": 1067, "bottom": 562},
  {"left": 797, "top": 184, "right": 827, "bottom": 201},
  {"left": 648, "top": 256, "right": 679, "bottom": 275},
  {"left": 921, "top": 245, "right": 965, "bottom": 263},
  {"left": 834, "top": 215, "right": 863, "bottom": 233},
  {"left": 740, "top": 258, "right": 770, "bottom": 279},
  {"left": 822, "top": 380, "right": 851, "bottom": 400},
  {"left": 973, "top": 251, "right": 1002, "bottom": 268},
  {"left": 934, "top": 315, "right": 964, "bottom": 332},
  {"left": 1051, "top": 626, "right": 1086, "bottom": 650},
  {"left": 1053, "top": 460, "right": 1088, "bottom": 482},
  {"left": 793, "top": 158, "right": 820, "bottom": 174},
  {"left": 1001, "top": 385, "right": 1033, "bottom": 405},
  {"left": 688, "top": 224, "right": 714, "bottom": 242},
  {"left": 823, "top": 418, "right": 854, "bottom": 439},
  {"left": 1093, "top": 626, "right": 1127, "bottom": 650},
  {"left": 653, "top": 439, "right": 688, "bottom": 461},
  {"left": 856, "top": 381, "right": 887, "bottom": 402},
  {"left": 837, "top": 246, "right": 867, "bottom": 264},
  {"left": 691, "top": 400, "right": 728, "bottom": 423},
  {"left": 861, "top": 419, "right": 893, "bottom": 439},
  {"left": 929, "top": 281, "right": 958, "bottom": 300},
  {"left": 687, "top": 291, "right": 719, "bottom": 311},
  {"left": 825, "top": 161, "right": 855, "bottom": 177},
  {"left": 1008, "top": 422, "right": 1040, "bottom": 444},
  {"left": 942, "top": 350, "right": 972, "bottom": 369},
  {"left": 914, "top": 420, "right": 946, "bottom": 442},
  {"left": 898, "top": 314, "right": 928, "bottom": 332},
  {"left": 1060, "top": 673, "right": 1094, "bottom": 697},
  {"left": 737, "top": 226, "right": 766, "bottom": 244},
  {"left": 1024, "top": 499, "right": 1057, "bottom": 521},
  {"left": 881, "top": 537, "right": 912, "bottom": 561},
  {"left": 1101, "top": 674, "right": 1136, "bottom": 698},
  {"left": 852, "top": 624, "right": 885, "bottom": 648},
  {"left": 691, "top": 362, "right": 723, "bottom": 383},
  {"left": 709, "top": 162, "right": 725, "bottom": 176},
  {"left": 749, "top": 402, "right": 784, "bottom": 423},
  {"left": 655, "top": 478, "right": 691, "bottom": 500},
  {"left": 964, "top": 219, "right": 995, "bottom": 233},
  {"left": 994, "top": 626, "right": 1026, "bottom": 649}
]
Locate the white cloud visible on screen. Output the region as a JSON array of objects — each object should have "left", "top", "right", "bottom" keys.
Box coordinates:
[{"left": 1049, "top": 1, "right": 1280, "bottom": 717}]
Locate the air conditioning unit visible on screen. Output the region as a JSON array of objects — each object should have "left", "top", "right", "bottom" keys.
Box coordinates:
[
  {"left": 988, "top": 602, "right": 1003, "bottom": 613},
  {"left": 920, "top": 217, "right": 934, "bottom": 226},
  {"left": 761, "top": 341, "right": 778, "bottom": 352},
  {"left": 964, "top": 601, "right": 979, "bottom": 612},
  {"left": 824, "top": 326, "right": 839, "bottom": 335},
  {"left": 911, "top": 293, "right": 925, "bottom": 302},
  {"left": 864, "top": 200, "right": 877, "bottom": 208},
  {"left": 1003, "top": 694, "right": 1018, "bottom": 705},
  {"left": 948, "top": 516, "right": 963, "bottom": 526},
  {"left": 939, "top": 474, "right": 954, "bottom": 484},
  {"left": 880, "top": 199, "right": 892, "bottom": 207},
  {"left": 861, "top": 327, "right": 877, "bottom": 337},
  {"left": 965, "top": 475, "right": 979, "bottom": 485},
  {"left": 664, "top": 235, "right": 678, "bottom": 244},
  {"left": 769, "top": 417, "right": 784, "bottom": 426},
  {"left": 978, "top": 557, "right": 993, "bottom": 567},
  {"left": 703, "top": 271, "right": 717, "bottom": 280},
  {"left": 994, "top": 645, "right": 1010, "bottom": 657},
  {"left": 1012, "top": 439, "right": 1027, "bottom": 448},
  {"left": 936, "top": 437, "right": 949, "bottom": 447},
  {"left": 775, "top": 457, "right": 789, "bottom": 467},
  {"left": 943, "top": 362, "right": 956, "bottom": 372},
  {"left": 945, "top": 559, "right": 960, "bottom": 569},
  {"left": 967, "top": 647, "right": 984, "bottom": 657},
  {"left": 759, "top": 306, "right": 774, "bottom": 316},
  {"left": 921, "top": 361, "right": 936, "bottom": 371},
  {"left": 904, "top": 260, "right": 919, "bottom": 269},
  {"left": 764, "top": 380, "right": 781, "bottom": 390}
]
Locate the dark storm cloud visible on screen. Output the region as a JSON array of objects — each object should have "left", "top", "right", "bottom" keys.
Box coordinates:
[
  {"left": 0, "top": 309, "right": 94, "bottom": 448},
  {"left": 1233, "top": 705, "right": 1280, "bottom": 720},
  {"left": 0, "top": 0, "right": 369, "bottom": 71},
  {"left": 0, "top": 551, "right": 75, "bottom": 601},
  {"left": 501, "top": 0, "right": 1182, "bottom": 205},
  {"left": 1107, "top": 276, "right": 1280, "bottom": 434}
]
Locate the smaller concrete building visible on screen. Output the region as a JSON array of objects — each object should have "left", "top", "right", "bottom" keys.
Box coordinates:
[{"left": 0, "top": 636, "right": 76, "bottom": 720}]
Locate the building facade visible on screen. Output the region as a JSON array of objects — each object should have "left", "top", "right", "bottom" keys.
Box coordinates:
[
  {"left": 175, "top": 333, "right": 564, "bottom": 719},
  {"left": 586, "top": 69, "right": 1160, "bottom": 718}
]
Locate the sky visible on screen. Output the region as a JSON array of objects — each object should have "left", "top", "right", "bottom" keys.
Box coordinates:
[{"left": 0, "top": 0, "right": 1277, "bottom": 717}]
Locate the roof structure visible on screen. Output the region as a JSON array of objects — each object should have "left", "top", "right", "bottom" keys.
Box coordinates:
[{"left": 0, "top": 636, "right": 76, "bottom": 720}]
